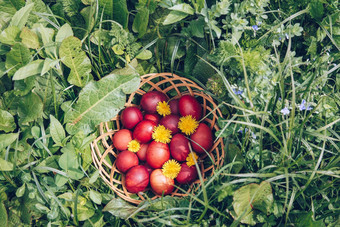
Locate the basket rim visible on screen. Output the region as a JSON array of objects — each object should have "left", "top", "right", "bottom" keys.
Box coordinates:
[{"left": 90, "top": 72, "right": 225, "bottom": 204}]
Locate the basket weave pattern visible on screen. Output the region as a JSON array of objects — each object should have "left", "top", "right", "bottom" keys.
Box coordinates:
[{"left": 91, "top": 73, "right": 225, "bottom": 204}]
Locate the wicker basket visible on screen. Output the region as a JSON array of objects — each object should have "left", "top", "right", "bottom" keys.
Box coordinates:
[{"left": 90, "top": 73, "right": 225, "bottom": 204}]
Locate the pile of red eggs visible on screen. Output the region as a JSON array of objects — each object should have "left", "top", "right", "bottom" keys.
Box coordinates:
[{"left": 112, "top": 90, "right": 213, "bottom": 195}]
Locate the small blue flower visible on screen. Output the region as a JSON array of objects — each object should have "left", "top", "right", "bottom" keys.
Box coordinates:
[
  {"left": 233, "top": 89, "right": 243, "bottom": 95},
  {"left": 257, "top": 22, "right": 262, "bottom": 25},
  {"left": 278, "top": 97, "right": 282, "bottom": 101},
  {"left": 299, "top": 99, "right": 306, "bottom": 111},
  {"left": 285, "top": 33, "right": 289, "bottom": 39},
  {"left": 252, "top": 25, "right": 259, "bottom": 31},
  {"left": 280, "top": 107, "right": 290, "bottom": 115},
  {"left": 279, "top": 37, "right": 282, "bottom": 41},
  {"left": 307, "top": 105, "right": 313, "bottom": 111},
  {"left": 252, "top": 132, "right": 257, "bottom": 139}
]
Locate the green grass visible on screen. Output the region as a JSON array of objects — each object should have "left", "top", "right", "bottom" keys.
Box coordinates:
[{"left": 0, "top": 0, "right": 339, "bottom": 226}]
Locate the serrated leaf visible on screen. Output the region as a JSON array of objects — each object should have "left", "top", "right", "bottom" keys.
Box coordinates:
[
  {"left": 64, "top": 73, "right": 140, "bottom": 135},
  {"left": 17, "top": 92, "right": 43, "bottom": 124},
  {"left": 5, "top": 43, "right": 31, "bottom": 77},
  {"left": 0, "top": 158, "right": 14, "bottom": 171},
  {"left": 112, "top": 0, "right": 128, "bottom": 28},
  {"left": 12, "top": 59, "right": 44, "bottom": 80},
  {"left": 9, "top": 3, "right": 34, "bottom": 29},
  {"left": 55, "top": 23, "right": 73, "bottom": 43},
  {"left": 163, "top": 11, "right": 189, "bottom": 25},
  {"left": 89, "top": 190, "right": 102, "bottom": 204},
  {"left": 132, "top": 7, "right": 149, "bottom": 38},
  {"left": 59, "top": 36, "right": 93, "bottom": 87},
  {"left": 50, "top": 115, "right": 66, "bottom": 145},
  {"left": 16, "top": 184, "right": 25, "bottom": 197},
  {"left": 103, "top": 198, "right": 138, "bottom": 219},
  {"left": 0, "top": 133, "right": 18, "bottom": 150},
  {"left": 0, "top": 109, "right": 16, "bottom": 132},
  {"left": 0, "top": 26, "right": 21, "bottom": 45},
  {"left": 20, "top": 27, "right": 40, "bottom": 49},
  {"left": 169, "top": 3, "right": 194, "bottom": 15},
  {"left": 0, "top": 202, "right": 7, "bottom": 227}
]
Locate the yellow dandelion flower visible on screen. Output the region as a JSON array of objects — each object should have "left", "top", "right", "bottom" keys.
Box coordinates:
[
  {"left": 152, "top": 125, "right": 172, "bottom": 143},
  {"left": 162, "top": 160, "right": 181, "bottom": 179},
  {"left": 157, "top": 101, "right": 171, "bottom": 116},
  {"left": 186, "top": 152, "right": 199, "bottom": 167},
  {"left": 127, "top": 140, "right": 140, "bottom": 153},
  {"left": 178, "top": 115, "right": 199, "bottom": 135}
]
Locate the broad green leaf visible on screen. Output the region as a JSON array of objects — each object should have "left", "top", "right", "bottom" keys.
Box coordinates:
[
  {"left": 0, "top": 0, "right": 25, "bottom": 16},
  {"left": 55, "top": 174, "right": 68, "bottom": 187},
  {"left": 0, "top": 26, "right": 21, "bottom": 45},
  {"left": 169, "top": 3, "right": 194, "bottom": 15},
  {"left": 34, "top": 24, "right": 56, "bottom": 58},
  {"left": 0, "top": 202, "right": 7, "bottom": 227},
  {"left": 309, "top": 0, "right": 324, "bottom": 21},
  {"left": 132, "top": 7, "right": 149, "bottom": 38},
  {"left": 226, "top": 144, "right": 244, "bottom": 173},
  {"left": 90, "top": 29, "right": 111, "bottom": 46},
  {"left": 111, "top": 58, "right": 138, "bottom": 75},
  {"left": 68, "top": 168, "right": 84, "bottom": 180},
  {"left": 12, "top": 59, "right": 44, "bottom": 80},
  {"left": 232, "top": 184, "right": 256, "bottom": 225},
  {"left": 80, "top": 6, "right": 95, "bottom": 31},
  {"left": 9, "top": 3, "right": 34, "bottom": 29},
  {"left": 16, "top": 184, "right": 25, "bottom": 197},
  {"left": 50, "top": 115, "right": 66, "bottom": 146},
  {"left": 84, "top": 214, "right": 105, "bottom": 227},
  {"left": 0, "top": 133, "right": 18, "bottom": 150},
  {"left": 55, "top": 23, "right": 73, "bottom": 43},
  {"left": 89, "top": 190, "right": 102, "bottom": 204},
  {"left": 136, "top": 49, "right": 152, "bottom": 60},
  {"left": 232, "top": 181, "right": 274, "bottom": 225},
  {"left": 98, "top": 0, "right": 113, "bottom": 20},
  {"left": 36, "top": 156, "right": 60, "bottom": 173},
  {"left": 64, "top": 73, "right": 140, "bottom": 135},
  {"left": 35, "top": 203, "right": 50, "bottom": 213},
  {"left": 5, "top": 43, "right": 31, "bottom": 77},
  {"left": 0, "top": 109, "right": 16, "bottom": 132},
  {"left": 76, "top": 202, "right": 95, "bottom": 221},
  {"left": 163, "top": 10, "right": 189, "bottom": 25},
  {"left": 20, "top": 27, "right": 40, "bottom": 49},
  {"left": 59, "top": 150, "right": 79, "bottom": 170},
  {"left": 112, "top": 0, "right": 128, "bottom": 28},
  {"left": 103, "top": 198, "right": 138, "bottom": 219},
  {"left": 297, "top": 212, "right": 326, "bottom": 227},
  {"left": 41, "top": 58, "right": 59, "bottom": 76},
  {"left": 251, "top": 181, "right": 273, "bottom": 214},
  {"left": 17, "top": 92, "right": 43, "bottom": 124},
  {"left": 0, "top": 158, "right": 14, "bottom": 171},
  {"left": 59, "top": 36, "right": 93, "bottom": 87},
  {"left": 89, "top": 170, "right": 99, "bottom": 184}
]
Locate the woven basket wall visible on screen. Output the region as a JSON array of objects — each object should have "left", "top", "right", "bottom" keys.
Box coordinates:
[{"left": 90, "top": 73, "right": 225, "bottom": 204}]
